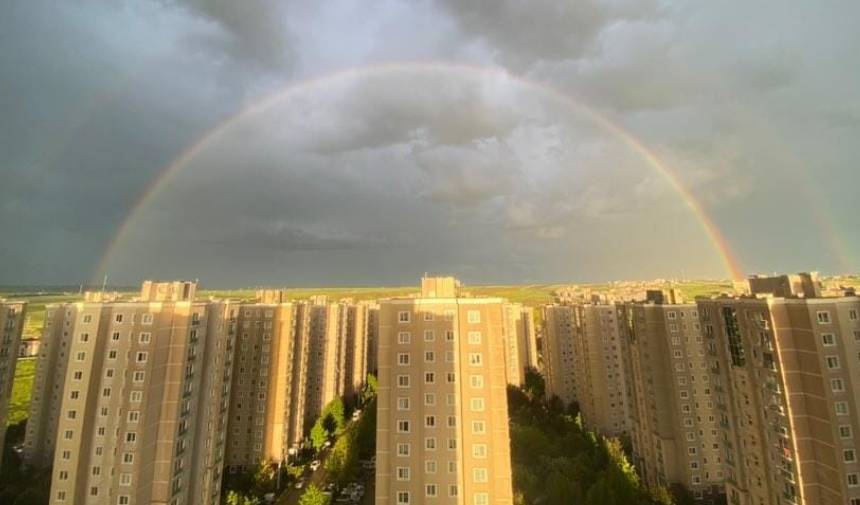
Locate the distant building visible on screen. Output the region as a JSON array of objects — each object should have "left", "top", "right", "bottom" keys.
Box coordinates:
[
  {"left": 0, "top": 300, "right": 26, "bottom": 473},
  {"left": 24, "top": 281, "right": 233, "bottom": 505},
  {"left": 501, "top": 304, "right": 538, "bottom": 386},
  {"left": 697, "top": 274, "right": 860, "bottom": 505},
  {"left": 375, "top": 276, "right": 514, "bottom": 505},
  {"left": 19, "top": 337, "right": 40, "bottom": 357}
]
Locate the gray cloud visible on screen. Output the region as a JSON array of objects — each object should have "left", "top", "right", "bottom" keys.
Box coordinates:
[{"left": 2, "top": 0, "right": 859, "bottom": 287}]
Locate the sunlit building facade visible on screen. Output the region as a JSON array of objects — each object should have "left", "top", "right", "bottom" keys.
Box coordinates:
[
  {"left": 698, "top": 275, "right": 860, "bottom": 505},
  {"left": 541, "top": 304, "right": 578, "bottom": 405},
  {"left": 376, "top": 276, "right": 514, "bottom": 505},
  {"left": 24, "top": 282, "right": 235, "bottom": 505}
]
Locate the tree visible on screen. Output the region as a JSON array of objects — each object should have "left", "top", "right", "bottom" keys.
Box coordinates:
[
  {"left": 224, "top": 490, "right": 261, "bottom": 505},
  {"left": 523, "top": 367, "right": 546, "bottom": 399},
  {"left": 12, "top": 487, "right": 49, "bottom": 505},
  {"left": 298, "top": 484, "right": 330, "bottom": 505},
  {"left": 310, "top": 420, "right": 328, "bottom": 450}
]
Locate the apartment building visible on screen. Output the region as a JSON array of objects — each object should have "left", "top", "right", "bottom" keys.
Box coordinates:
[
  {"left": 23, "top": 282, "right": 235, "bottom": 505},
  {"left": 225, "top": 295, "right": 299, "bottom": 468},
  {"left": 698, "top": 274, "right": 860, "bottom": 505},
  {"left": 572, "top": 302, "right": 629, "bottom": 437},
  {"left": 367, "top": 303, "right": 380, "bottom": 374},
  {"left": 343, "top": 302, "right": 370, "bottom": 402},
  {"left": 619, "top": 290, "right": 724, "bottom": 501},
  {"left": 541, "top": 305, "right": 578, "bottom": 405},
  {"left": 376, "top": 276, "right": 514, "bottom": 505},
  {"left": 0, "top": 300, "right": 26, "bottom": 472},
  {"left": 501, "top": 304, "right": 538, "bottom": 386}
]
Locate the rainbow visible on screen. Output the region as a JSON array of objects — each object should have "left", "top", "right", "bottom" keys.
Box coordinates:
[{"left": 95, "top": 61, "right": 745, "bottom": 281}]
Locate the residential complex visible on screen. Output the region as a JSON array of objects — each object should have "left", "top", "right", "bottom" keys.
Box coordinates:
[
  {"left": 0, "top": 299, "right": 26, "bottom": 472},
  {"left": 375, "top": 276, "right": 514, "bottom": 505},
  {"left": 541, "top": 304, "right": 577, "bottom": 405},
  {"left": 501, "top": 304, "right": 538, "bottom": 386},
  {"left": 619, "top": 290, "right": 724, "bottom": 501}
]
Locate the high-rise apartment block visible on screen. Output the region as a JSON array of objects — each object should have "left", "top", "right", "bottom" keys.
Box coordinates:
[
  {"left": 619, "top": 290, "right": 724, "bottom": 501},
  {"left": 541, "top": 305, "right": 577, "bottom": 405},
  {"left": 375, "top": 276, "right": 514, "bottom": 505},
  {"left": 570, "top": 302, "right": 629, "bottom": 437},
  {"left": 698, "top": 275, "right": 860, "bottom": 505},
  {"left": 501, "top": 304, "right": 538, "bottom": 386},
  {"left": 0, "top": 300, "right": 26, "bottom": 472},
  {"left": 24, "top": 281, "right": 234, "bottom": 505}
]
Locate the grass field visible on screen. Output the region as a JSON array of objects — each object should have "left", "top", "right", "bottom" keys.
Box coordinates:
[{"left": 7, "top": 358, "right": 35, "bottom": 426}]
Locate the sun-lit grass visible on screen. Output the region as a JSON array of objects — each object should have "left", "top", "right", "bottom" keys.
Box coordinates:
[{"left": 8, "top": 358, "right": 36, "bottom": 426}]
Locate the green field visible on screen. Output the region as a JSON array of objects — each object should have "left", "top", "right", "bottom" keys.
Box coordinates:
[{"left": 8, "top": 358, "right": 35, "bottom": 426}]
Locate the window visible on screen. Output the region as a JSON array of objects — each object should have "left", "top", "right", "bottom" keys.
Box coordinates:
[
  {"left": 425, "top": 372, "right": 436, "bottom": 384},
  {"left": 128, "top": 411, "right": 140, "bottom": 423},
  {"left": 396, "top": 491, "right": 410, "bottom": 504},
  {"left": 447, "top": 416, "right": 456, "bottom": 428},
  {"left": 397, "top": 420, "right": 410, "bottom": 433},
  {"left": 398, "top": 332, "right": 411, "bottom": 344},
  {"left": 142, "top": 313, "right": 153, "bottom": 324},
  {"left": 396, "top": 467, "right": 410, "bottom": 481},
  {"left": 398, "top": 311, "right": 411, "bottom": 323},
  {"left": 468, "top": 353, "right": 483, "bottom": 366},
  {"left": 424, "top": 330, "right": 435, "bottom": 342},
  {"left": 832, "top": 378, "right": 846, "bottom": 392},
  {"left": 397, "top": 375, "right": 410, "bottom": 388},
  {"left": 397, "top": 443, "right": 410, "bottom": 457},
  {"left": 467, "top": 310, "right": 481, "bottom": 323},
  {"left": 424, "top": 312, "right": 434, "bottom": 321},
  {"left": 79, "top": 333, "right": 89, "bottom": 342},
  {"left": 817, "top": 311, "right": 831, "bottom": 324},
  {"left": 446, "top": 330, "right": 454, "bottom": 341},
  {"left": 133, "top": 371, "right": 145, "bottom": 383},
  {"left": 449, "top": 485, "right": 458, "bottom": 497},
  {"left": 83, "top": 315, "right": 93, "bottom": 323},
  {"left": 468, "top": 331, "right": 482, "bottom": 344},
  {"left": 397, "top": 397, "right": 410, "bottom": 410},
  {"left": 839, "top": 425, "right": 853, "bottom": 439},
  {"left": 122, "top": 452, "right": 134, "bottom": 464},
  {"left": 70, "top": 391, "right": 80, "bottom": 399},
  {"left": 472, "top": 444, "right": 487, "bottom": 458},
  {"left": 845, "top": 449, "right": 857, "bottom": 463},
  {"left": 111, "top": 331, "right": 121, "bottom": 341},
  {"left": 425, "top": 460, "right": 437, "bottom": 473},
  {"left": 446, "top": 372, "right": 456, "bottom": 383},
  {"left": 398, "top": 353, "right": 411, "bottom": 366},
  {"left": 470, "top": 375, "right": 484, "bottom": 388},
  {"left": 474, "top": 493, "right": 489, "bottom": 505},
  {"left": 115, "top": 314, "right": 124, "bottom": 323},
  {"left": 848, "top": 473, "right": 859, "bottom": 487},
  {"left": 850, "top": 309, "right": 858, "bottom": 321},
  {"left": 425, "top": 437, "right": 436, "bottom": 450},
  {"left": 826, "top": 356, "right": 840, "bottom": 369},
  {"left": 472, "top": 421, "right": 486, "bottom": 434},
  {"left": 470, "top": 398, "right": 485, "bottom": 411},
  {"left": 125, "top": 432, "right": 136, "bottom": 444},
  {"left": 821, "top": 333, "right": 836, "bottom": 346},
  {"left": 426, "top": 484, "right": 437, "bottom": 497},
  {"left": 836, "top": 402, "right": 849, "bottom": 415},
  {"left": 130, "top": 391, "right": 143, "bottom": 403},
  {"left": 446, "top": 350, "right": 454, "bottom": 362},
  {"left": 424, "top": 393, "right": 435, "bottom": 406},
  {"left": 426, "top": 415, "right": 436, "bottom": 428},
  {"left": 473, "top": 468, "right": 488, "bottom": 483},
  {"left": 139, "top": 332, "right": 151, "bottom": 344},
  {"left": 425, "top": 351, "right": 435, "bottom": 363},
  {"left": 136, "top": 351, "right": 148, "bottom": 363}
]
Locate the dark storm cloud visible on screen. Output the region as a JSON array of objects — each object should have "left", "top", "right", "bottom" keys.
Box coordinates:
[{"left": 2, "top": 0, "right": 860, "bottom": 286}]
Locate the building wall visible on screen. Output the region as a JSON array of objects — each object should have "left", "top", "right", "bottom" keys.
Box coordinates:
[
  {"left": 698, "top": 295, "right": 860, "bottom": 505},
  {"left": 620, "top": 300, "right": 723, "bottom": 499},
  {"left": 376, "top": 287, "right": 514, "bottom": 505},
  {"left": 541, "top": 305, "right": 577, "bottom": 405},
  {"left": 0, "top": 301, "right": 26, "bottom": 473}
]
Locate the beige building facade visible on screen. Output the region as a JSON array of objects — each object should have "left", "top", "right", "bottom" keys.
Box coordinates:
[
  {"left": 375, "top": 277, "right": 514, "bottom": 505},
  {"left": 619, "top": 291, "right": 724, "bottom": 501},
  {"left": 698, "top": 277, "right": 860, "bottom": 505},
  {"left": 501, "top": 304, "right": 538, "bottom": 387},
  {"left": 0, "top": 300, "right": 26, "bottom": 472},
  {"left": 23, "top": 282, "right": 235, "bottom": 505}
]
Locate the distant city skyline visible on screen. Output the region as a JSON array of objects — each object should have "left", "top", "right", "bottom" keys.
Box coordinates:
[{"left": 2, "top": 1, "right": 859, "bottom": 286}]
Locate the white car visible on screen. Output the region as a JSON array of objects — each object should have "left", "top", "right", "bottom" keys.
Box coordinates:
[{"left": 310, "top": 460, "right": 321, "bottom": 471}]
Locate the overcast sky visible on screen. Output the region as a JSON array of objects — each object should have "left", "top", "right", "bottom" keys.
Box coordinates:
[{"left": 2, "top": 1, "right": 859, "bottom": 287}]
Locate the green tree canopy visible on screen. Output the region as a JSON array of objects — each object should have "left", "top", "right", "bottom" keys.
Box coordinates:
[{"left": 298, "top": 484, "right": 330, "bottom": 505}]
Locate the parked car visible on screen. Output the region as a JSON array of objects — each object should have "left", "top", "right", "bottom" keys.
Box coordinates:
[{"left": 310, "top": 460, "right": 321, "bottom": 471}]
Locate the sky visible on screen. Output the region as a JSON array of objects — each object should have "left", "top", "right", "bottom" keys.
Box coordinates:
[{"left": 1, "top": 0, "right": 859, "bottom": 287}]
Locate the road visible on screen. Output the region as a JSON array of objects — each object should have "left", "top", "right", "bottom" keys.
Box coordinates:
[{"left": 275, "top": 451, "right": 330, "bottom": 505}]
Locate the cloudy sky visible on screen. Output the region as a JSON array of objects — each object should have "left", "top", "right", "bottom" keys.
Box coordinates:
[{"left": 2, "top": 1, "right": 859, "bottom": 287}]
